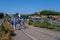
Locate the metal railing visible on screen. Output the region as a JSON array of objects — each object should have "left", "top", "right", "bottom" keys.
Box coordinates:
[{"left": 0, "top": 19, "right": 4, "bottom": 26}]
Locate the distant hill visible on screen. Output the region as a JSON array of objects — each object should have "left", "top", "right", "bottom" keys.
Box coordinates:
[{"left": 26, "top": 10, "right": 60, "bottom": 16}]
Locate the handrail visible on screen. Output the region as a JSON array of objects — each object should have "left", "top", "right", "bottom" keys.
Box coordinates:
[{"left": 0, "top": 19, "right": 4, "bottom": 26}]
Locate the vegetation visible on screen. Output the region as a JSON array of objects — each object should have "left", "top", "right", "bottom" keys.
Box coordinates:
[
  {"left": 29, "top": 19, "right": 60, "bottom": 31},
  {"left": 13, "top": 13, "right": 19, "bottom": 17},
  {"left": 40, "top": 10, "right": 60, "bottom": 15},
  {"left": 0, "top": 13, "right": 4, "bottom": 19},
  {"left": 27, "top": 10, "right": 60, "bottom": 16},
  {"left": 0, "top": 18, "right": 14, "bottom": 40}
]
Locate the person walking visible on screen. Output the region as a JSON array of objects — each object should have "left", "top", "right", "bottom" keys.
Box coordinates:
[
  {"left": 10, "top": 18, "right": 14, "bottom": 25},
  {"left": 13, "top": 18, "right": 17, "bottom": 30},
  {"left": 19, "top": 18, "right": 25, "bottom": 29},
  {"left": 20, "top": 19, "right": 24, "bottom": 29},
  {"left": 18, "top": 18, "right": 21, "bottom": 30}
]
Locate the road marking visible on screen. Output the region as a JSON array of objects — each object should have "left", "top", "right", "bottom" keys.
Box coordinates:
[{"left": 22, "top": 30, "right": 39, "bottom": 40}]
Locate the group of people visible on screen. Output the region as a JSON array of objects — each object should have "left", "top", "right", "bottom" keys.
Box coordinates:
[{"left": 8, "top": 17, "right": 25, "bottom": 30}]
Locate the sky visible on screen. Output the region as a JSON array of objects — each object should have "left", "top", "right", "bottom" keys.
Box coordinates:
[{"left": 0, "top": 0, "right": 60, "bottom": 14}]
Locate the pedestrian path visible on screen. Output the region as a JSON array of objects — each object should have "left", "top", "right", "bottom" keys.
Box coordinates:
[
  {"left": 13, "top": 30, "right": 32, "bottom": 40},
  {"left": 13, "top": 24, "right": 60, "bottom": 40}
]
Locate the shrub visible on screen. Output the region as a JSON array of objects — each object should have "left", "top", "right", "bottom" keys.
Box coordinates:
[
  {"left": 29, "top": 19, "right": 60, "bottom": 31},
  {"left": 48, "top": 25, "right": 55, "bottom": 29},
  {"left": 55, "top": 26, "right": 60, "bottom": 31},
  {"left": 0, "top": 20, "right": 14, "bottom": 40},
  {"left": 39, "top": 22, "right": 48, "bottom": 28}
]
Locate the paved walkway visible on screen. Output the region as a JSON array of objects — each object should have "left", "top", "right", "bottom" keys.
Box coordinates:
[{"left": 13, "top": 24, "right": 60, "bottom": 40}]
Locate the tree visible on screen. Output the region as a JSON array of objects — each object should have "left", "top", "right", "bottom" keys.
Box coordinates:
[
  {"left": 0, "top": 13, "right": 4, "bottom": 19},
  {"left": 13, "top": 13, "right": 19, "bottom": 17},
  {"left": 5, "top": 13, "right": 8, "bottom": 16},
  {"left": 16, "top": 13, "right": 19, "bottom": 16}
]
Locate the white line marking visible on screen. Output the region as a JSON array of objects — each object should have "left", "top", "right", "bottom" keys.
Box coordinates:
[{"left": 22, "top": 30, "right": 39, "bottom": 40}]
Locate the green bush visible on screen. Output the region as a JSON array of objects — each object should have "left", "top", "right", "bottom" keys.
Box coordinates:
[
  {"left": 29, "top": 19, "right": 60, "bottom": 31},
  {"left": 33, "top": 22, "right": 40, "bottom": 27},
  {"left": 39, "top": 22, "right": 48, "bottom": 28},
  {"left": 48, "top": 25, "right": 55, "bottom": 29}
]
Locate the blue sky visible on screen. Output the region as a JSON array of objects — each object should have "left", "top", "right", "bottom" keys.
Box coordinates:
[{"left": 0, "top": 0, "right": 60, "bottom": 14}]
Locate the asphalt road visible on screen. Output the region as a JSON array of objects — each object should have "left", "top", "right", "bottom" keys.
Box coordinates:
[{"left": 13, "top": 24, "right": 60, "bottom": 40}]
